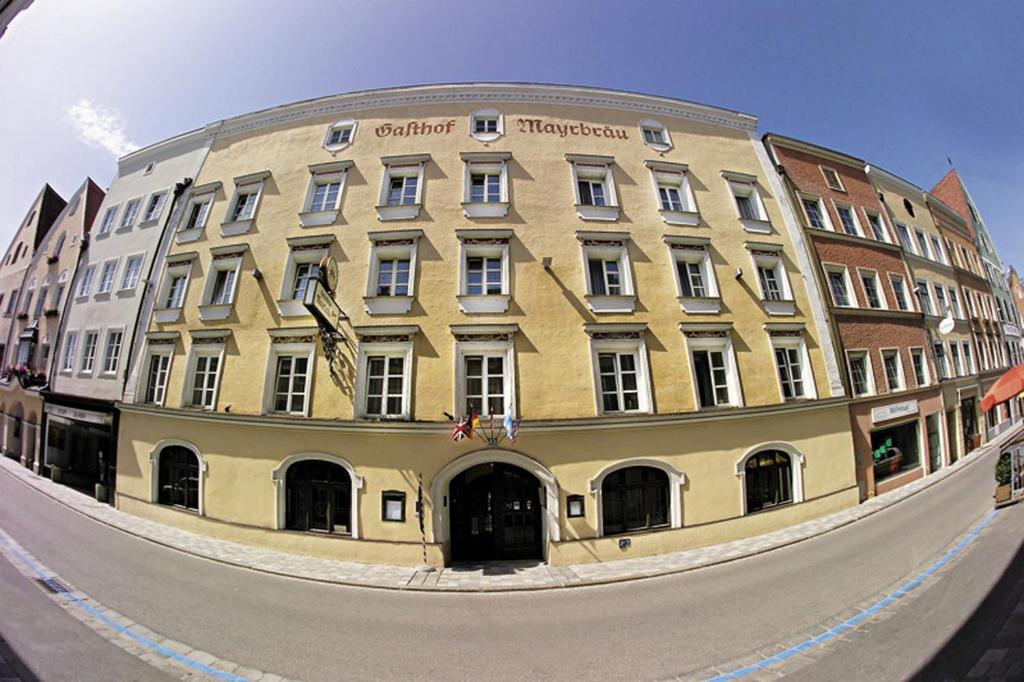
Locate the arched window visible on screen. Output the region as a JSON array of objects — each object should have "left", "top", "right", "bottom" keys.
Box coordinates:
[
  {"left": 744, "top": 450, "right": 793, "bottom": 513},
  {"left": 601, "top": 466, "right": 669, "bottom": 535},
  {"left": 157, "top": 446, "right": 200, "bottom": 511},
  {"left": 286, "top": 460, "right": 352, "bottom": 534}
]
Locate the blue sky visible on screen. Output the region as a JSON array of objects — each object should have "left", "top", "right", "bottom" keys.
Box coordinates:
[{"left": 1, "top": 0, "right": 1021, "bottom": 266}]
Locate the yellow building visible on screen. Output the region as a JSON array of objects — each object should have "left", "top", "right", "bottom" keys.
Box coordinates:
[{"left": 117, "top": 84, "right": 858, "bottom": 567}]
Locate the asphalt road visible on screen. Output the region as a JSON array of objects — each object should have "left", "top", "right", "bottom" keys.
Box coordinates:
[{"left": 0, "top": 447, "right": 1016, "bottom": 681}]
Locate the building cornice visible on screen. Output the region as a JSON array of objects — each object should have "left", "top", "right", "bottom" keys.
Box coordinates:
[
  {"left": 807, "top": 228, "right": 901, "bottom": 253},
  {"left": 865, "top": 164, "right": 924, "bottom": 198},
  {"left": 831, "top": 307, "right": 925, "bottom": 321},
  {"left": 763, "top": 133, "right": 865, "bottom": 170}
]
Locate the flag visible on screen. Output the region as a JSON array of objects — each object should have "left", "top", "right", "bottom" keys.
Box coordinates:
[
  {"left": 450, "top": 417, "right": 469, "bottom": 442},
  {"left": 503, "top": 412, "right": 513, "bottom": 437},
  {"left": 470, "top": 408, "right": 480, "bottom": 435},
  {"left": 488, "top": 414, "right": 494, "bottom": 430},
  {"left": 508, "top": 417, "right": 521, "bottom": 442}
]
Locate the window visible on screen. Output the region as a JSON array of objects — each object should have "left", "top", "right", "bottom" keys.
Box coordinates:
[
  {"left": 323, "top": 119, "right": 356, "bottom": 151},
  {"left": 157, "top": 447, "right": 200, "bottom": 512},
  {"left": 201, "top": 249, "right": 245, "bottom": 320},
  {"left": 929, "top": 236, "right": 946, "bottom": 265},
  {"left": 364, "top": 355, "right": 405, "bottom": 417},
  {"left": 895, "top": 222, "right": 914, "bottom": 253},
  {"left": 388, "top": 173, "right": 419, "bottom": 204},
  {"left": 911, "top": 348, "right": 928, "bottom": 386},
  {"left": 181, "top": 193, "right": 212, "bottom": 232},
  {"left": 749, "top": 248, "right": 792, "bottom": 314},
  {"left": 890, "top": 275, "right": 910, "bottom": 311},
  {"left": 821, "top": 167, "right": 844, "bottom": 192},
  {"left": 774, "top": 345, "right": 806, "bottom": 399},
  {"left": 119, "top": 256, "right": 144, "bottom": 290},
  {"left": 79, "top": 331, "right": 98, "bottom": 373},
  {"left": 97, "top": 261, "right": 118, "bottom": 294},
  {"left": 962, "top": 342, "right": 974, "bottom": 374},
  {"left": 723, "top": 171, "right": 769, "bottom": 231},
  {"left": 222, "top": 172, "right": 269, "bottom": 234},
  {"left": 470, "top": 171, "right": 501, "bottom": 204},
  {"left": 308, "top": 176, "right": 342, "bottom": 212},
  {"left": 381, "top": 491, "right": 406, "bottom": 522},
  {"left": 144, "top": 352, "right": 171, "bottom": 405},
  {"left": 272, "top": 355, "right": 310, "bottom": 415},
  {"left": 469, "top": 109, "right": 503, "bottom": 142},
  {"left": 378, "top": 155, "right": 428, "bottom": 220},
  {"left": 230, "top": 186, "right": 259, "bottom": 221},
  {"left": 835, "top": 204, "right": 860, "bottom": 236},
  {"left": 933, "top": 342, "right": 948, "bottom": 380},
  {"left": 569, "top": 155, "right": 619, "bottom": 220},
  {"left": 165, "top": 274, "right": 187, "bottom": 308},
  {"left": 598, "top": 351, "right": 642, "bottom": 412},
  {"left": 102, "top": 330, "right": 124, "bottom": 374},
  {"left": 882, "top": 350, "right": 904, "bottom": 391},
  {"left": 463, "top": 355, "right": 505, "bottom": 416},
  {"left": 903, "top": 198, "right": 916, "bottom": 217},
  {"left": 860, "top": 270, "right": 885, "bottom": 309},
  {"left": 601, "top": 467, "right": 669, "bottom": 535},
  {"left": 355, "top": 331, "right": 414, "bottom": 419},
  {"left": 119, "top": 198, "right": 141, "bottom": 229},
  {"left": 3, "top": 288, "right": 16, "bottom": 315},
  {"left": 141, "top": 191, "right": 167, "bottom": 223},
  {"left": 286, "top": 460, "right": 351, "bottom": 534},
  {"left": 670, "top": 242, "right": 719, "bottom": 311},
  {"left": 589, "top": 257, "right": 622, "bottom": 296},
  {"left": 188, "top": 353, "right": 221, "bottom": 409},
  {"left": 802, "top": 197, "right": 828, "bottom": 229},
  {"left": 461, "top": 152, "right": 510, "bottom": 218},
  {"left": 861, "top": 212, "right": 883, "bottom": 242},
  {"left": 97, "top": 206, "right": 118, "bottom": 235},
  {"left": 744, "top": 451, "right": 793, "bottom": 513},
  {"left": 914, "top": 229, "right": 930, "bottom": 259},
  {"left": 847, "top": 351, "right": 873, "bottom": 396},
  {"left": 210, "top": 269, "right": 235, "bottom": 305},
  {"left": 693, "top": 348, "right": 731, "bottom": 407},
  {"left": 949, "top": 343, "right": 963, "bottom": 376},
  {"left": 587, "top": 326, "right": 651, "bottom": 415},
  {"left": 579, "top": 234, "right": 634, "bottom": 313},
  {"left": 826, "top": 266, "right": 853, "bottom": 307},
  {"left": 916, "top": 280, "right": 933, "bottom": 315},
  {"left": 948, "top": 288, "right": 962, "bottom": 318},
  {"left": 60, "top": 331, "right": 78, "bottom": 372},
  {"left": 638, "top": 119, "right": 671, "bottom": 151},
  {"left": 33, "top": 282, "right": 47, "bottom": 317},
  {"left": 647, "top": 161, "right": 698, "bottom": 225},
  {"left": 933, "top": 285, "right": 947, "bottom": 317},
  {"left": 292, "top": 262, "right": 321, "bottom": 300}
]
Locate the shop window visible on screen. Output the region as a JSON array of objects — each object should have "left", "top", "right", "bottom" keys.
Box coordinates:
[
  {"left": 601, "top": 466, "right": 669, "bottom": 535},
  {"left": 158, "top": 446, "right": 200, "bottom": 511},
  {"left": 744, "top": 450, "right": 793, "bottom": 513},
  {"left": 871, "top": 420, "right": 921, "bottom": 484},
  {"left": 286, "top": 460, "right": 352, "bottom": 534}
]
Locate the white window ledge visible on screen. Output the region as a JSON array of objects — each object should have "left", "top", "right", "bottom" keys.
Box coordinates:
[
  {"left": 198, "top": 304, "right": 233, "bottom": 321},
  {"left": 153, "top": 308, "right": 181, "bottom": 324},
  {"left": 376, "top": 204, "right": 421, "bottom": 221},
  {"left": 220, "top": 219, "right": 254, "bottom": 237},
  {"left": 364, "top": 296, "right": 413, "bottom": 315},
  {"left": 458, "top": 294, "right": 510, "bottom": 314},
  {"left": 740, "top": 219, "right": 773, "bottom": 234},
  {"left": 586, "top": 294, "right": 636, "bottom": 314},
  {"left": 298, "top": 210, "right": 339, "bottom": 228},
  {"left": 576, "top": 204, "right": 621, "bottom": 222},
  {"left": 660, "top": 209, "right": 700, "bottom": 227},
  {"left": 277, "top": 299, "right": 311, "bottom": 318},
  {"left": 462, "top": 202, "right": 509, "bottom": 219},
  {"left": 764, "top": 299, "right": 796, "bottom": 316},
  {"left": 176, "top": 228, "right": 203, "bottom": 244},
  {"left": 139, "top": 218, "right": 160, "bottom": 229},
  {"left": 679, "top": 297, "right": 722, "bottom": 314}
]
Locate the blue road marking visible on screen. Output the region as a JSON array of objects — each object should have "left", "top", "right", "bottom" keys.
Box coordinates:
[
  {"left": 0, "top": 531, "right": 248, "bottom": 682},
  {"left": 707, "top": 509, "right": 998, "bottom": 680}
]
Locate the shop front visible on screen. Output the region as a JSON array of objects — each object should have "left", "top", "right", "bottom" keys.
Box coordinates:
[{"left": 42, "top": 394, "right": 117, "bottom": 502}]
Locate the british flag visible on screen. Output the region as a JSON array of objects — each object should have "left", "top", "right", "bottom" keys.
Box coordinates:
[{"left": 450, "top": 417, "right": 470, "bottom": 442}]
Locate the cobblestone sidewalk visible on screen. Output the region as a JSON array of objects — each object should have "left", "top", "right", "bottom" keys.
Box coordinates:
[{"left": 0, "top": 427, "right": 1016, "bottom": 593}]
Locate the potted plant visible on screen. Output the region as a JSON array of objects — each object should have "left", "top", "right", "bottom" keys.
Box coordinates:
[
  {"left": 872, "top": 438, "right": 903, "bottom": 479},
  {"left": 43, "top": 307, "right": 58, "bottom": 317},
  {"left": 996, "top": 452, "right": 1012, "bottom": 505}
]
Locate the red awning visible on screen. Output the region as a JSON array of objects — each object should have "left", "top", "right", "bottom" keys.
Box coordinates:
[{"left": 981, "top": 364, "right": 1024, "bottom": 412}]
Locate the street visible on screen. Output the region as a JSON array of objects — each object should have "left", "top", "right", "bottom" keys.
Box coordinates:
[{"left": 0, "top": 446, "right": 1020, "bottom": 681}]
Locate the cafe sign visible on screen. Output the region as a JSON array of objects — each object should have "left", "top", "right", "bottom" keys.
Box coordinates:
[
  {"left": 871, "top": 399, "right": 918, "bottom": 425},
  {"left": 303, "top": 280, "right": 347, "bottom": 334}
]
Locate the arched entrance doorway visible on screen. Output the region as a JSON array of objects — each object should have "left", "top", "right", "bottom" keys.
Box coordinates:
[{"left": 450, "top": 462, "right": 543, "bottom": 562}]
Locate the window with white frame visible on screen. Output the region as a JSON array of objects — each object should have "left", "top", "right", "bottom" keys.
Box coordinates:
[
  {"left": 323, "top": 119, "right": 356, "bottom": 151},
  {"left": 60, "top": 331, "right": 78, "bottom": 372},
  {"left": 948, "top": 287, "right": 962, "bottom": 318},
  {"left": 835, "top": 203, "right": 861, "bottom": 236},
  {"left": 461, "top": 152, "right": 510, "bottom": 218},
  {"left": 34, "top": 279, "right": 48, "bottom": 317},
  {"left": 770, "top": 333, "right": 814, "bottom": 400},
  {"left": 587, "top": 325, "right": 651, "bottom": 414},
  {"left": 895, "top": 222, "right": 915, "bottom": 253},
  {"left": 914, "top": 229, "right": 930, "bottom": 258},
  {"left": 277, "top": 239, "right": 331, "bottom": 316},
  {"left": 579, "top": 234, "right": 634, "bottom": 313},
  {"left": 598, "top": 351, "right": 642, "bottom": 412},
  {"left": 307, "top": 174, "right": 342, "bottom": 213},
  {"left": 97, "top": 261, "right": 118, "bottom": 294},
  {"left": 910, "top": 347, "right": 929, "bottom": 386},
  {"left": 456, "top": 231, "right": 510, "bottom": 314},
  {"left": 53, "top": 270, "right": 68, "bottom": 308},
  {"left": 860, "top": 270, "right": 886, "bottom": 309},
  {"left": 932, "top": 342, "right": 949, "bottom": 380},
  {"left": 97, "top": 205, "right": 118, "bottom": 235},
  {"left": 200, "top": 249, "right": 245, "bottom": 321},
  {"left": 119, "top": 198, "right": 141, "bottom": 229},
  {"left": 79, "top": 331, "right": 99, "bottom": 373},
  {"left": 119, "top": 256, "right": 144, "bottom": 291},
  {"left": 916, "top": 279, "right": 934, "bottom": 315},
  {"left": 722, "top": 171, "right": 769, "bottom": 231},
  {"left": 933, "top": 284, "right": 947, "bottom": 317},
  {"left": 881, "top": 349, "right": 904, "bottom": 391},
  {"left": 749, "top": 246, "right": 793, "bottom": 314},
  {"left": 646, "top": 161, "right": 697, "bottom": 225},
  {"left": 570, "top": 156, "right": 619, "bottom": 221},
  {"left": 929, "top": 236, "right": 946, "bottom": 265},
  {"left": 224, "top": 173, "right": 267, "bottom": 232},
  {"left": 686, "top": 330, "right": 741, "bottom": 409},
  {"left": 299, "top": 161, "right": 350, "bottom": 227},
  {"left": 961, "top": 342, "right": 974, "bottom": 374},
  {"left": 164, "top": 271, "right": 188, "bottom": 309},
  {"left": 377, "top": 155, "right": 428, "bottom": 220},
  {"left": 820, "top": 166, "right": 845, "bottom": 192},
  {"left": 453, "top": 328, "right": 516, "bottom": 418},
  {"left": 464, "top": 354, "right": 506, "bottom": 416},
  {"left": 825, "top": 265, "right": 853, "bottom": 307},
  {"left": 102, "top": 329, "right": 124, "bottom": 374},
  {"left": 181, "top": 191, "right": 214, "bottom": 233},
  {"left": 890, "top": 274, "right": 910, "bottom": 311},
  {"left": 76, "top": 266, "right": 95, "bottom": 297},
  {"left": 364, "top": 230, "right": 420, "bottom": 315},
  {"left": 847, "top": 350, "right": 873, "bottom": 396},
  {"left": 865, "top": 211, "right": 887, "bottom": 242},
  {"left": 143, "top": 349, "right": 172, "bottom": 405},
  {"left": 355, "top": 330, "right": 415, "bottom": 420},
  {"left": 268, "top": 351, "right": 312, "bottom": 415},
  {"left": 801, "top": 196, "right": 829, "bottom": 230},
  {"left": 638, "top": 119, "right": 671, "bottom": 151},
  {"left": 669, "top": 240, "right": 719, "bottom": 314},
  {"left": 20, "top": 278, "right": 34, "bottom": 314},
  {"left": 469, "top": 109, "right": 503, "bottom": 142},
  {"left": 4, "top": 288, "right": 17, "bottom": 315},
  {"left": 141, "top": 191, "right": 167, "bottom": 224},
  {"left": 949, "top": 342, "right": 963, "bottom": 376},
  {"left": 184, "top": 340, "right": 225, "bottom": 410},
  {"left": 209, "top": 267, "right": 237, "bottom": 305}
]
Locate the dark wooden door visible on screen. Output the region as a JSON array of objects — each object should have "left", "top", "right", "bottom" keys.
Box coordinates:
[{"left": 450, "top": 463, "right": 542, "bottom": 562}]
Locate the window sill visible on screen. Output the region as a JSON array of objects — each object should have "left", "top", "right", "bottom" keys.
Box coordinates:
[
  {"left": 471, "top": 131, "right": 502, "bottom": 143},
  {"left": 376, "top": 204, "right": 421, "bottom": 221},
  {"left": 458, "top": 294, "right": 509, "bottom": 314},
  {"left": 763, "top": 299, "right": 796, "bottom": 316},
  {"left": 93, "top": 292, "right": 112, "bottom": 301},
  {"left": 198, "top": 304, "right": 233, "bottom": 321},
  {"left": 138, "top": 218, "right": 160, "bottom": 229},
  {"left": 364, "top": 295, "right": 413, "bottom": 315},
  {"left": 176, "top": 227, "right": 204, "bottom": 244},
  {"left": 116, "top": 288, "right": 137, "bottom": 299},
  {"left": 740, "top": 218, "right": 773, "bottom": 234},
  {"left": 462, "top": 201, "right": 509, "bottom": 219},
  {"left": 575, "top": 204, "right": 620, "bottom": 222},
  {"left": 94, "top": 231, "right": 112, "bottom": 240},
  {"left": 153, "top": 307, "right": 182, "bottom": 324},
  {"left": 298, "top": 210, "right": 339, "bottom": 228},
  {"left": 115, "top": 224, "right": 134, "bottom": 234},
  {"left": 586, "top": 294, "right": 636, "bottom": 314},
  {"left": 277, "top": 299, "right": 312, "bottom": 318},
  {"left": 220, "top": 219, "right": 254, "bottom": 237},
  {"left": 660, "top": 209, "right": 700, "bottom": 226},
  {"left": 679, "top": 296, "right": 721, "bottom": 314}
]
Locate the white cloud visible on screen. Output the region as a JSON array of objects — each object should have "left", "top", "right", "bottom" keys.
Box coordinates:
[{"left": 66, "top": 99, "right": 139, "bottom": 157}]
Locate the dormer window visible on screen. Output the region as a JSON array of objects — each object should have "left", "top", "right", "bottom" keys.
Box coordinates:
[
  {"left": 469, "top": 109, "right": 503, "bottom": 142},
  {"left": 377, "top": 154, "right": 429, "bottom": 221},
  {"left": 461, "top": 152, "right": 510, "bottom": 218},
  {"left": 646, "top": 161, "right": 698, "bottom": 225},
  {"left": 638, "top": 119, "right": 672, "bottom": 152},
  {"left": 820, "top": 167, "right": 845, "bottom": 192},
  {"left": 324, "top": 119, "right": 357, "bottom": 152},
  {"left": 568, "top": 154, "right": 619, "bottom": 221}
]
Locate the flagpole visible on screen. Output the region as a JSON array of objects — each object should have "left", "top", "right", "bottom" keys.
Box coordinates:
[{"left": 416, "top": 472, "right": 435, "bottom": 573}]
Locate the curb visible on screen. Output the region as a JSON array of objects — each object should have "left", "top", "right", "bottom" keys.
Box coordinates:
[{"left": 0, "top": 431, "right": 1010, "bottom": 594}]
